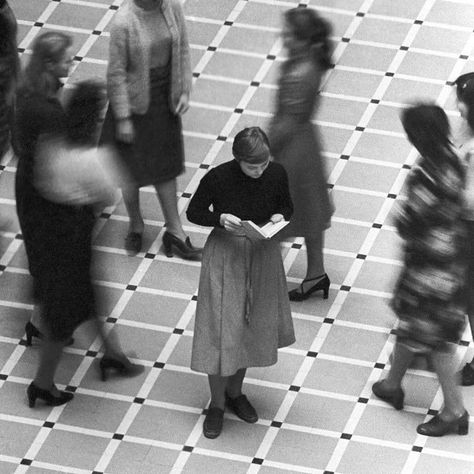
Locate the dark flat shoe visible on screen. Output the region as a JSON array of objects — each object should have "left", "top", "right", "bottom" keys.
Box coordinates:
[
  {"left": 99, "top": 354, "right": 144, "bottom": 382},
  {"left": 372, "top": 380, "right": 404, "bottom": 410},
  {"left": 225, "top": 393, "right": 258, "bottom": 423},
  {"left": 289, "top": 274, "right": 330, "bottom": 301},
  {"left": 203, "top": 406, "right": 224, "bottom": 439},
  {"left": 417, "top": 411, "right": 469, "bottom": 437},
  {"left": 459, "top": 362, "right": 474, "bottom": 386},
  {"left": 125, "top": 232, "right": 142, "bottom": 255}
]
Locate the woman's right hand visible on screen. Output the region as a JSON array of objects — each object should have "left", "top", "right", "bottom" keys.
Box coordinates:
[
  {"left": 116, "top": 118, "right": 134, "bottom": 144},
  {"left": 220, "top": 213, "right": 244, "bottom": 234}
]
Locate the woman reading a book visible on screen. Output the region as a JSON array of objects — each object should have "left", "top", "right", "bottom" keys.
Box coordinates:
[{"left": 187, "top": 126, "right": 295, "bottom": 439}]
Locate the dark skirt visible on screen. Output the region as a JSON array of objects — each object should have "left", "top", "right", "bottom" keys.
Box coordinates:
[
  {"left": 191, "top": 228, "right": 295, "bottom": 376},
  {"left": 101, "top": 65, "right": 184, "bottom": 188}
]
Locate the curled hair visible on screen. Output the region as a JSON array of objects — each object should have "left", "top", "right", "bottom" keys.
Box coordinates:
[
  {"left": 232, "top": 127, "right": 270, "bottom": 164},
  {"left": 65, "top": 80, "right": 106, "bottom": 146},
  {"left": 284, "top": 7, "right": 332, "bottom": 70},
  {"left": 23, "top": 31, "right": 72, "bottom": 98},
  {"left": 455, "top": 72, "right": 474, "bottom": 132},
  {"left": 401, "top": 103, "right": 451, "bottom": 161}
]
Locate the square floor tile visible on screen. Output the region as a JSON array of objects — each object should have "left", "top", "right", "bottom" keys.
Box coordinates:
[
  {"left": 353, "top": 260, "right": 399, "bottom": 294},
  {"left": 220, "top": 25, "right": 278, "bottom": 54},
  {"left": 240, "top": 383, "right": 287, "bottom": 422},
  {"left": 36, "top": 429, "right": 110, "bottom": 470},
  {"left": 291, "top": 318, "right": 323, "bottom": 352},
  {"left": 326, "top": 221, "right": 370, "bottom": 254},
  {"left": 398, "top": 52, "right": 457, "bottom": 81},
  {"left": 183, "top": 135, "right": 215, "bottom": 165},
  {"left": 191, "top": 78, "right": 249, "bottom": 109},
  {"left": 57, "top": 394, "right": 130, "bottom": 433},
  {"left": 338, "top": 43, "right": 398, "bottom": 72},
  {"left": 91, "top": 251, "right": 142, "bottom": 284},
  {"left": 196, "top": 419, "right": 268, "bottom": 457},
  {"left": 332, "top": 190, "right": 385, "bottom": 223},
  {"left": 352, "top": 18, "right": 412, "bottom": 46},
  {"left": 0, "top": 169, "right": 15, "bottom": 199},
  {"left": 48, "top": 3, "right": 106, "bottom": 30},
  {"left": 182, "top": 106, "right": 232, "bottom": 136},
  {"left": 413, "top": 453, "right": 474, "bottom": 474},
  {"left": 411, "top": 25, "right": 471, "bottom": 54},
  {"left": 266, "top": 428, "right": 339, "bottom": 469},
  {"left": 366, "top": 104, "right": 405, "bottom": 134},
  {"left": 106, "top": 441, "right": 180, "bottom": 473},
  {"left": 369, "top": 228, "right": 403, "bottom": 260},
  {"left": 128, "top": 405, "right": 199, "bottom": 444},
  {"left": 320, "top": 324, "right": 388, "bottom": 362},
  {"left": 285, "top": 392, "right": 356, "bottom": 432},
  {"left": 0, "top": 306, "right": 29, "bottom": 340},
  {"left": 183, "top": 454, "right": 249, "bottom": 474},
  {"left": 325, "top": 70, "right": 382, "bottom": 98},
  {"left": 234, "top": 2, "right": 285, "bottom": 29},
  {"left": 336, "top": 160, "right": 401, "bottom": 193},
  {"left": 166, "top": 335, "right": 193, "bottom": 368},
  {"left": 148, "top": 369, "right": 208, "bottom": 409},
  {"left": 0, "top": 419, "right": 41, "bottom": 458},
  {"left": 139, "top": 261, "right": 200, "bottom": 294},
  {"left": 382, "top": 77, "right": 443, "bottom": 104},
  {"left": 184, "top": 0, "right": 237, "bottom": 21},
  {"left": 367, "top": 0, "right": 427, "bottom": 18},
  {"left": 304, "top": 358, "right": 373, "bottom": 397},
  {"left": 121, "top": 292, "right": 189, "bottom": 328},
  {"left": 186, "top": 20, "right": 221, "bottom": 47},
  {"left": 9, "top": 0, "right": 50, "bottom": 22},
  {"left": 352, "top": 132, "right": 412, "bottom": 164},
  {"left": 337, "top": 292, "right": 395, "bottom": 329},
  {"left": 425, "top": 1, "right": 474, "bottom": 28},
  {"left": 338, "top": 440, "right": 409, "bottom": 474},
  {"left": 246, "top": 86, "right": 276, "bottom": 115},
  {"left": 354, "top": 404, "right": 420, "bottom": 444},
  {"left": 247, "top": 352, "right": 305, "bottom": 386},
  {"left": 84, "top": 35, "right": 110, "bottom": 61},
  {"left": 0, "top": 272, "right": 33, "bottom": 304},
  {"left": 318, "top": 96, "right": 368, "bottom": 127},
  {"left": 202, "top": 51, "right": 265, "bottom": 82},
  {"left": 320, "top": 126, "right": 357, "bottom": 155}
]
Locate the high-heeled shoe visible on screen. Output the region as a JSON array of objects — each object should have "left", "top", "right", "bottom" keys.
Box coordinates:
[
  {"left": 25, "top": 321, "right": 74, "bottom": 347},
  {"left": 372, "top": 380, "right": 405, "bottom": 410},
  {"left": 288, "top": 274, "right": 330, "bottom": 301},
  {"left": 99, "top": 354, "right": 145, "bottom": 382},
  {"left": 27, "top": 382, "right": 74, "bottom": 408},
  {"left": 417, "top": 410, "right": 469, "bottom": 436},
  {"left": 162, "top": 231, "right": 202, "bottom": 260},
  {"left": 459, "top": 361, "right": 474, "bottom": 386}
]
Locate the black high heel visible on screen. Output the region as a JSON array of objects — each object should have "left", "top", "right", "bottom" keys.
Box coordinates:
[
  {"left": 288, "top": 274, "right": 330, "bottom": 301},
  {"left": 27, "top": 382, "right": 74, "bottom": 408},
  {"left": 162, "top": 231, "right": 202, "bottom": 260},
  {"left": 372, "top": 380, "right": 405, "bottom": 410},
  {"left": 417, "top": 411, "right": 469, "bottom": 437},
  {"left": 99, "top": 355, "right": 144, "bottom": 382},
  {"left": 25, "top": 321, "right": 74, "bottom": 347}
]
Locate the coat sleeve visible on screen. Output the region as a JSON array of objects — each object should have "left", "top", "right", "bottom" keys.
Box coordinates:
[
  {"left": 106, "top": 18, "right": 131, "bottom": 120},
  {"left": 173, "top": 0, "right": 192, "bottom": 96},
  {"left": 186, "top": 170, "right": 221, "bottom": 227}
]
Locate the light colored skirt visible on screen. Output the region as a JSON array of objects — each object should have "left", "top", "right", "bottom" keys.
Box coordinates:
[{"left": 191, "top": 228, "right": 295, "bottom": 376}]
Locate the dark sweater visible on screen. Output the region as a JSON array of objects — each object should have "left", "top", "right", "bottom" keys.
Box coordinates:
[{"left": 187, "top": 159, "right": 293, "bottom": 228}]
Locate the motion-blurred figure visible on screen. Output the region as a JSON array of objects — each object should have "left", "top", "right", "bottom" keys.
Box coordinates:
[
  {"left": 372, "top": 104, "right": 469, "bottom": 437},
  {"left": 269, "top": 7, "right": 334, "bottom": 302},
  {"left": 14, "top": 32, "right": 143, "bottom": 408}
]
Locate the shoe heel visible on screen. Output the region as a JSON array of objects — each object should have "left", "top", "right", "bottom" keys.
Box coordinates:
[
  {"left": 458, "top": 418, "right": 469, "bottom": 435},
  {"left": 26, "top": 334, "right": 32, "bottom": 346},
  {"left": 99, "top": 363, "right": 108, "bottom": 382},
  {"left": 323, "top": 288, "right": 329, "bottom": 299},
  {"left": 28, "top": 393, "right": 36, "bottom": 408},
  {"left": 162, "top": 235, "right": 174, "bottom": 258}
]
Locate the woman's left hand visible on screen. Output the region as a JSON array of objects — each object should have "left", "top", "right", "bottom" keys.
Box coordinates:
[
  {"left": 270, "top": 213, "right": 284, "bottom": 223},
  {"left": 175, "top": 93, "right": 189, "bottom": 115}
]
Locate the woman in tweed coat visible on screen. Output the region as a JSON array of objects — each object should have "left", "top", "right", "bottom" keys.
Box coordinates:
[
  {"left": 372, "top": 104, "right": 469, "bottom": 437},
  {"left": 102, "top": 0, "right": 201, "bottom": 259}
]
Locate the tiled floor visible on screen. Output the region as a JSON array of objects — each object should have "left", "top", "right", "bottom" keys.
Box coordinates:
[{"left": 0, "top": 0, "right": 474, "bottom": 473}]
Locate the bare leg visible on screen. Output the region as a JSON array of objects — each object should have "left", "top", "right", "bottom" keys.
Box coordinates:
[
  {"left": 384, "top": 341, "right": 415, "bottom": 390},
  {"left": 226, "top": 368, "right": 246, "bottom": 398},
  {"left": 304, "top": 232, "right": 325, "bottom": 280},
  {"left": 33, "top": 338, "right": 66, "bottom": 395},
  {"left": 432, "top": 346, "right": 465, "bottom": 420},
  {"left": 154, "top": 179, "right": 186, "bottom": 241},
  {"left": 122, "top": 185, "right": 144, "bottom": 234},
  {"left": 91, "top": 316, "right": 123, "bottom": 358},
  {"left": 208, "top": 374, "right": 228, "bottom": 410}
]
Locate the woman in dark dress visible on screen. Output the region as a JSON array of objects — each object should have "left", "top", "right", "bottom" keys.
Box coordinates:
[
  {"left": 372, "top": 104, "right": 469, "bottom": 437},
  {"left": 101, "top": 0, "right": 200, "bottom": 259},
  {"left": 269, "top": 8, "right": 334, "bottom": 302},
  {"left": 187, "top": 127, "right": 295, "bottom": 439},
  {"left": 15, "top": 33, "right": 143, "bottom": 408}
]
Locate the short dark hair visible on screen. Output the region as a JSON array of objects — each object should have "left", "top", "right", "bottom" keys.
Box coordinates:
[
  {"left": 232, "top": 127, "right": 270, "bottom": 164},
  {"left": 401, "top": 103, "right": 451, "bottom": 160},
  {"left": 455, "top": 72, "right": 474, "bottom": 131},
  {"left": 65, "top": 80, "right": 106, "bottom": 146}
]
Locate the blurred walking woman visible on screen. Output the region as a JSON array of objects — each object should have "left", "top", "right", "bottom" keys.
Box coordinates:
[
  {"left": 187, "top": 127, "right": 295, "bottom": 439},
  {"left": 15, "top": 33, "right": 142, "bottom": 408},
  {"left": 270, "top": 7, "right": 334, "bottom": 302},
  {"left": 101, "top": 0, "right": 200, "bottom": 258},
  {"left": 372, "top": 104, "right": 469, "bottom": 437}
]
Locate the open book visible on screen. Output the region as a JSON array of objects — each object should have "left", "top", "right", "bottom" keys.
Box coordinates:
[{"left": 241, "top": 220, "right": 289, "bottom": 240}]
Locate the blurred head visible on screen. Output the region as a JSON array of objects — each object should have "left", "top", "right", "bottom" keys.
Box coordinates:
[
  {"left": 283, "top": 7, "right": 332, "bottom": 70},
  {"left": 232, "top": 127, "right": 271, "bottom": 178},
  {"left": 23, "top": 31, "right": 73, "bottom": 97},
  {"left": 65, "top": 80, "right": 106, "bottom": 146},
  {"left": 454, "top": 72, "right": 474, "bottom": 131},
  {"left": 0, "top": 7, "right": 16, "bottom": 56},
  {"left": 401, "top": 103, "right": 451, "bottom": 160}
]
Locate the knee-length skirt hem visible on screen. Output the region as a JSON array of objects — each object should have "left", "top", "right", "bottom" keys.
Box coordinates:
[{"left": 191, "top": 228, "right": 295, "bottom": 377}]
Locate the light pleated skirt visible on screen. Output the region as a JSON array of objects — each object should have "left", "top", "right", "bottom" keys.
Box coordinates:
[{"left": 191, "top": 228, "right": 295, "bottom": 376}]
